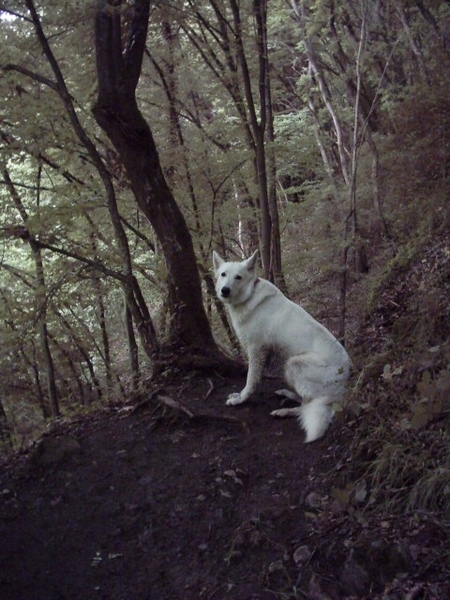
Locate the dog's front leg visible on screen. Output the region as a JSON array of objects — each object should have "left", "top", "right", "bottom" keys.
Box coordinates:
[{"left": 226, "top": 346, "right": 265, "bottom": 406}]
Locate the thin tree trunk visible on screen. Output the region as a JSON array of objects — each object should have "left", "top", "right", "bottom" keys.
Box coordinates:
[
  {"left": 34, "top": 253, "right": 59, "bottom": 417},
  {"left": 124, "top": 302, "right": 140, "bottom": 392},
  {"left": 49, "top": 335, "right": 87, "bottom": 406},
  {"left": 24, "top": 0, "right": 159, "bottom": 361},
  {"left": 253, "top": 0, "right": 285, "bottom": 288},
  {"left": 365, "top": 129, "right": 396, "bottom": 255},
  {"left": 56, "top": 309, "right": 103, "bottom": 402},
  {"left": 3, "top": 167, "right": 60, "bottom": 417},
  {"left": 89, "top": 231, "right": 113, "bottom": 393},
  {"left": 0, "top": 398, "right": 13, "bottom": 450},
  {"left": 395, "top": 0, "right": 430, "bottom": 83},
  {"left": 228, "top": 0, "right": 284, "bottom": 282}
]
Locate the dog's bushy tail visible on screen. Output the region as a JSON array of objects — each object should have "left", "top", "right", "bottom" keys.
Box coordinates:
[{"left": 300, "top": 397, "right": 334, "bottom": 443}]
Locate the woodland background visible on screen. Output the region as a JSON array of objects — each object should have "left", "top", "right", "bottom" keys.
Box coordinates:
[{"left": 0, "top": 0, "right": 449, "bottom": 454}]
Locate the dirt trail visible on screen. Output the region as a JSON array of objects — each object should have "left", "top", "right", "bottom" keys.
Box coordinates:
[{"left": 1, "top": 375, "right": 447, "bottom": 599}]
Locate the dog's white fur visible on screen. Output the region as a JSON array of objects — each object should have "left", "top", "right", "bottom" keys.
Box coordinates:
[{"left": 213, "top": 250, "right": 351, "bottom": 442}]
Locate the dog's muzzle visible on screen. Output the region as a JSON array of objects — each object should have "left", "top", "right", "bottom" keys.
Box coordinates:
[{"left": 221, "top": 286, "right": 231, "bottom": 298}]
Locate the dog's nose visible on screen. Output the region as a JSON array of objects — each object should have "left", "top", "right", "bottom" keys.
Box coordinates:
[{"left": 221, "top": 286, "right": 231, "bottom": 297}]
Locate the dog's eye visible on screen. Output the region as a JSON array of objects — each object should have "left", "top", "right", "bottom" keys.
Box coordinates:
[
  {"left": 221, "top": 272, "right": 226, "bottom": 277},
  {"left": 235, "top": 275, "right": 242, "bottom": 280}
]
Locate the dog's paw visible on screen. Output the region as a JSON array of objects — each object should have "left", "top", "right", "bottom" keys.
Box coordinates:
[{"left": 226, "top": 392, "right": 246, "bottom": 406}]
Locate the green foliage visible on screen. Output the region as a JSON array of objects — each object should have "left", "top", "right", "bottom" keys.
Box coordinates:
[{"left": 1, "top": 0, "right": 450, "bottom": 449}]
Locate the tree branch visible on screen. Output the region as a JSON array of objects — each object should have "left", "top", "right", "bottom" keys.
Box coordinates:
[{"left": 3, "top": 63, "right": 59, "bottom": 92}]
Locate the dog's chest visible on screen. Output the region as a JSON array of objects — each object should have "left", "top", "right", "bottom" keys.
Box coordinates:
[
  {"left": 227, "top": 282, "right": 281, "bottom": 346},
  {"left": 229, "top": 308, "right": 264, "bottom": 342},
  {"left": 229, "top": 310, "right": 283, "bottom": 361}
]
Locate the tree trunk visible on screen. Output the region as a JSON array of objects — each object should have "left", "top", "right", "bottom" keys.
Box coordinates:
[
  {"left": 89, "top": 231, "right": 113, "bottom": 393},
  {"left": 0, "top": 399, "right": 13, "bottom": 451},
  {"left": 229, "top": 0, "right": 283, "bottom": 281},
  {"left": 56, "top": 309, "right": 103, "bottom": 403},
  {"left": 253, "top": 0, "right": 284, "bottom": 288},
  {"left": 34, "top": 250, "right": 60, "bottom": 418},
  {"left": 124, "top": 301, "right": 140, "bottom": 392},
  {"left": 3, "top": 167, "right": 60, "bottom": 418},
  {"left": 92, "top": 0, "right": 229, "bottom": 364}
]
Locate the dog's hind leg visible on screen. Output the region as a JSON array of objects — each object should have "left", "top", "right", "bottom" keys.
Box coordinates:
[
  {"left": 270, "top": 406, "right": 302, "bottom": 418},
  {"left": 271, "top": 399, "right": 333, "bottom": 442},
  {"left": 271, "top": 388, "right": 302, "bottom": 419},
  {"left": 283, "top": 355, "right": 339, "bottom": 442},
  {"left": 274, "top": 389, "right": 298, "bottom": 401}
]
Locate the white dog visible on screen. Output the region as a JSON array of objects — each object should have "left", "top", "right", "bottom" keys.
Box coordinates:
[{"left": 213, "top": 250, "right": 351, "bottom": 442}]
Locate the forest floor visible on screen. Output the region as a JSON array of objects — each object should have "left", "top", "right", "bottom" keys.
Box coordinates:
[{"left": 0, "top": 370, "right": 448, "bottom": 600}]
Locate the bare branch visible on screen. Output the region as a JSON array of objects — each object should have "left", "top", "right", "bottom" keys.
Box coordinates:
[{"left": 3, "top": 63, "right": 59, "bottom": 92}]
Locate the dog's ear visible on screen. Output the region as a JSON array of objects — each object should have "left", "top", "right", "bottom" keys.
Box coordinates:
[
  {"left": 213, "top": 251, "right": 224, "bottom": 270},
  {"left": 245, "top": 250, "right": 259, "bottom": 271}
]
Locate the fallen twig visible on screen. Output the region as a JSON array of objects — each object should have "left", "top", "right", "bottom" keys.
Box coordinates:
[
  {"left": 157, "top": 394, "right": 195, "bottom": 418},
  {"left": 204, "top": 378, "right": 215, "bottom": 401},
  {"left": 130, "top": 390, "right": 249, "bottom": 431}
]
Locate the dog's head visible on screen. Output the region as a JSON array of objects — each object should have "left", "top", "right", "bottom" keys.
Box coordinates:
[{"left": 212, "top": 250, "right": 259, "bottom": 305}]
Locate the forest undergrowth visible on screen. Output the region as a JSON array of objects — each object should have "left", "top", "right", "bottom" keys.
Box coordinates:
[{"left": 346, "top": 227, "right": 450, "bottom": 518}]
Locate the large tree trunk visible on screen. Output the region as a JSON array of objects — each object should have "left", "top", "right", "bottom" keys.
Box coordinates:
[{"left": 92, "top": 0, "right": 226, "bottom": 361}]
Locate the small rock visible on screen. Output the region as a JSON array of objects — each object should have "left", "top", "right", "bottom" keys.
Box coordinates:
[
  {"left": 224, "top": 469, "right": 243, "bottom": 484},
  {"left": 268, "top": 559, "right": 284, "bottom": 573},
  {"left": 293, "top": 545, "right": 312, "bottom": 565},
  {"left": 305, "top": 492, "right": 322, "bottom": 508}
]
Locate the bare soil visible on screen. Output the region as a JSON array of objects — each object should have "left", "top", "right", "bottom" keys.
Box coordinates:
[{"left": 1, "top": 373, "right": 448, "bottom": 600}]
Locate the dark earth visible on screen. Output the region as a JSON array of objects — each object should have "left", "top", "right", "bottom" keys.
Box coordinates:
[{"left": 1, "top": 371, "right": 448, "bottom": 600}]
